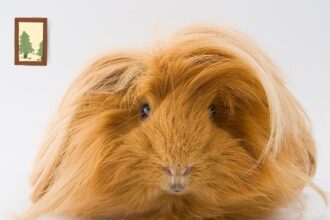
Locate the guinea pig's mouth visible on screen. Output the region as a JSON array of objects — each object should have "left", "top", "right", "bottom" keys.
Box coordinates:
[
  {"left": 168, "top": 182, "right": 189, "bottom": 195},
  {"left": 163, "top": 182, "right": 190, "bottom": 195}
]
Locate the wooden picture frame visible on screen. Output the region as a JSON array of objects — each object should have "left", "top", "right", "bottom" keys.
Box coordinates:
[{"left": 15, "top": 18, "right": 47, "bottom": 66}]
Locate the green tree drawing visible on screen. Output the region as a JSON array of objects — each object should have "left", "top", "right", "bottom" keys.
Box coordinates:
[
  {"left": 36, "top": 41, "right": 43, "bottom": 61},
  {"left": 19, "top": 31, "right": 34, "bottom": 58}
]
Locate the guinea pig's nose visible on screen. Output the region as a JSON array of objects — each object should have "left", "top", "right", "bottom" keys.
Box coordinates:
[
  {"left": 167, "top": 173, "right": 189, "bottom": 194},
  {"left": 162, "top": 166, "right": 192, "bottom": 194},
  {"left": 162, "top": 166, "right": 192, "bottom": 176}
]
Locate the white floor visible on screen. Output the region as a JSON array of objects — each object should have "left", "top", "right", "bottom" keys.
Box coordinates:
[{"left": 33, "top": 190, "right": 330, "bottom": 219}]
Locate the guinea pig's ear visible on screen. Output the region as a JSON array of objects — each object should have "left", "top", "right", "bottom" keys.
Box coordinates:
[{"left": 29, "top": 52, "right": 146, "bottom": 203}]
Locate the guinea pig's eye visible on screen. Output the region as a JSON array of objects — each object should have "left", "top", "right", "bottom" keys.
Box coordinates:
[
  {"left": 140, "top": 103, "right": 151, "bottom": 120},
  {"left": 208, "top": 104, "right": 217, "bottom": 121}
]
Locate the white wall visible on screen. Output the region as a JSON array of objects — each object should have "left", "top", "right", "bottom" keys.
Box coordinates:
[{"left": 0, "top": 0, "right": 329, "bottom": 219}]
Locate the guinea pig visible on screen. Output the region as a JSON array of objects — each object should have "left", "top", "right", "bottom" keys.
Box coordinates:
[{"left": 24, "top": 25, "right": 323, "bottom": 220}]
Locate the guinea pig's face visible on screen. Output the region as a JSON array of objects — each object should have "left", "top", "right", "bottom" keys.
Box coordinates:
[
  {"left": 130, "top": 83, "right": 219, "bottom": 196},
  {"left": 94, "top": 66, "right": 259, "bottom": 209},
  {"left": 128, "top": 79, "right": 251, "bottom": 195}
]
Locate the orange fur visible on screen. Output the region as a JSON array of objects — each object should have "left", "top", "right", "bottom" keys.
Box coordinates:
[{"left": 24, "top": 25, "right": 322, "bottom": 220}]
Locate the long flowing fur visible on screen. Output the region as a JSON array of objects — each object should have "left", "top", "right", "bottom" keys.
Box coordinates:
[{"left": 23, "top": 25, "right": 323, "bottom": 220}]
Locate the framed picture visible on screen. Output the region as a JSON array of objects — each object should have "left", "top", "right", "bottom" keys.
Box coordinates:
[{"left": 15, "top": 18, "right": 47, "bottom": 66}]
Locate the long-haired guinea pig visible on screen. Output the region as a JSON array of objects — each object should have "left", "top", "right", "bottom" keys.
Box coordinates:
[{"left": 24, "top": 25, "right": 323, "bottom": 220}]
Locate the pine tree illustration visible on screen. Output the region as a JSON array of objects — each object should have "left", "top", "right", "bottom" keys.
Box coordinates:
[
  {"left": 36, "top": 41, "right": 43, "bottom": 61},
  {"left": 19, "top": 31, "right": 34, "bottom": 58}
]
